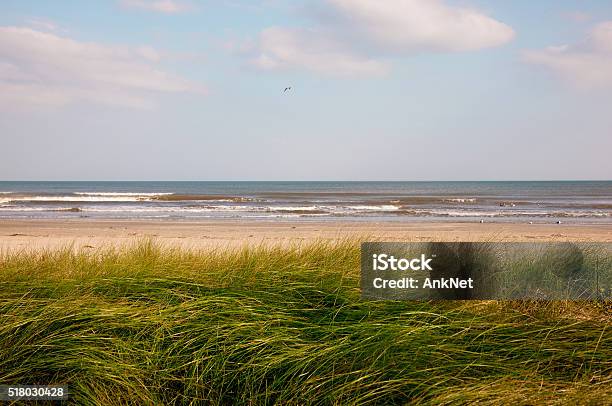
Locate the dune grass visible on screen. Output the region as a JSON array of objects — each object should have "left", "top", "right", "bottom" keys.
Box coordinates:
[{"left": 0, "top": 240, "right": 610, "bottom": 405}]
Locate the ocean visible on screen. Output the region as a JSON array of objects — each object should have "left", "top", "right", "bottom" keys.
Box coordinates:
[{"left": 0, "top": 181, "right": 610, "bottom": 223}]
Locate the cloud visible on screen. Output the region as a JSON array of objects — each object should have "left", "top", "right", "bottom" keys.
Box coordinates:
[
  {"left": 251, "top": 27, "right": 389, "bottom": 76},
  {"left": 248, "top": 0, "right": 514, "bottom": 76},
  {"left": 119, "top": 0, "right": 190, "bottom": 14},
  {"left": 0, "top": 26, "right": 205, "bottom": 109},
  {"left": 326, "top": 0, "right": 514, "bottom": 52},
  {"left": 25, "top": 17, "right": 60, "bottom": 32},
  {"left": 523, "top": 21, "right": 612, "bottom": 88}
]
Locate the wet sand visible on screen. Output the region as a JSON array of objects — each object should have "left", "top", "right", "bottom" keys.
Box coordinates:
[{"left": 1, "top": 219, "right": 611, "bottom": 251}]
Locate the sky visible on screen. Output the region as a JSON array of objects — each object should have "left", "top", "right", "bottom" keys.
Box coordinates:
[{"left": 0, "top": 0, "right": 611, "bottom": 181}]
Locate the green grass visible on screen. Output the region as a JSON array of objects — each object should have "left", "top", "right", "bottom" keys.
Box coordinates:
[{"left": 0, "top": 240, "right": 610, "bottom": 405}]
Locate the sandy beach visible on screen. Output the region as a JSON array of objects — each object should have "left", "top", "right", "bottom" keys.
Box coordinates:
[{"left": 2, "top": 219, "right": 611, "bottom": 251}]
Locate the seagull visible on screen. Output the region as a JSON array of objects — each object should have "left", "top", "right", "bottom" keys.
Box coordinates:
[{"left": 284, "top": 86, "right": 292, "bottom": 92}]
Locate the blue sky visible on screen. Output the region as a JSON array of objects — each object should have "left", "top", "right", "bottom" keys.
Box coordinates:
[{"left": 1, "top": 0, "right": 611, "bottom": 180}]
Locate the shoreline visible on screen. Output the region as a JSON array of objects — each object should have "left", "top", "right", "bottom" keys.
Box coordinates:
[{"left": 2, "top": 218, "right": 612, "bottom": 251}]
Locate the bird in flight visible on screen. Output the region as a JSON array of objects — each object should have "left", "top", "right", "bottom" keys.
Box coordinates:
[{"left": 284, "top": 86, "right": 292, "bottom": 92}]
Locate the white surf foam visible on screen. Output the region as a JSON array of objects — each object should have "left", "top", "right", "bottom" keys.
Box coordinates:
[
  {"left": 74, "top": 192, "right": 173, "bottom": 197},
  {"left": 4, "top": 192, "right": 172, "bottom": 202},
  {"left": 443, "top": 198, "right": 477, "bottom": 203}
]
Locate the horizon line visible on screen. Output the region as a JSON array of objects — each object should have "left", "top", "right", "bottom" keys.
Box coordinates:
[{"left": 1, "top": 179, "right": 611, "bottom": 183}]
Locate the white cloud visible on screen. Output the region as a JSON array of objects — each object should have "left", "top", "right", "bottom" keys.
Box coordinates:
[
  {"left": 523, "top": 21, "right": 612, "bottom": 88},
  {"left": 327, "top": 0, "right": 514, "bottom": 52},
  {"left": 248, "top": 0, "right": 514, "bottom": 76},
  {"left": 119, "top": 0, "right": 190, "bottom": 14},
  {"left": 251, "top": 27, "right": 389, "bottom": 76},
  {"left": 25, "top": 17, "right": 60, "bottom": 32},
  {"left": 590, "top": 22, "right": 612, "bottom": 53},
  {"left": 136, "top": 45, "right": 162, "bottom": 62},
  {"left": 0, "top": 27, "right": 205, "bottom": 109}
]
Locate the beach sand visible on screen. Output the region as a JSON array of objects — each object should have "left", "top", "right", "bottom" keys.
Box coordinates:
[{"left": 1, "top": 219, "right": 611, "bottom": 251}]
